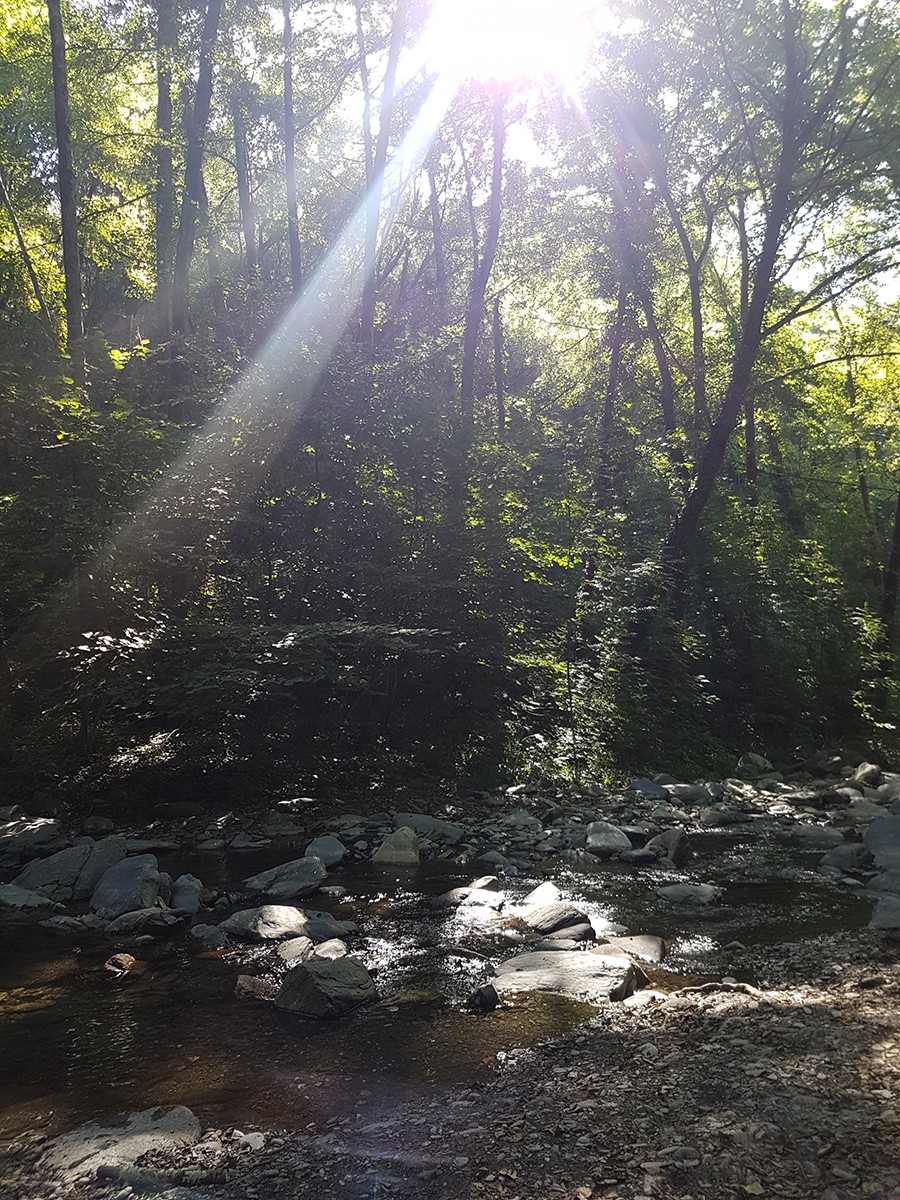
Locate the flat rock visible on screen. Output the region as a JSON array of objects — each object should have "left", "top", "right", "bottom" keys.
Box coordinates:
[
  {"left": 314, "top": 938, "right": 348, "bottom": 959},
  {"left": 90, "top": 855, "right": 163, "bottom": 920},
  {"left": 522, "top": 901, "right": 591, "bottom": 934},
  {"left": 12, "top": 837, "right": 126, "bottom": 904},
  {"left": 234, "top": 975, "right": 277, "bottom": 1000},
  {"left": 277, "top": 936, "right": 315, "bottom": 963},
  {"left": 628, "top": 778, "right": 670, "bottom": 801},
  {"left": 243, "top": 856, "right": 326, "bottom": 899},
  {"left": 645, "top": 828, "right": 691, "bottom": 865},
  {"left": 869, "top": 871, "right": 900, "bottom": 896},
  {"left": 0, "top": 817, "right": 65, "bottom": 858},
  {"left": 490, "top": 950, "right": 636, "bottom": 1004},
  {"left": 40, "top": 1105, "right": 200, "bottom": 1180},
  {"left": 304, "top": 836, "right": 347, "bottom": 868},
  {"left": 605, "top": 934, "right": 665, "bottom": 962},
  {"left": 220, "top": 904, "right": 311, "bottom": 941},
  {"left": 656, "top": 882, "right": 723, "bottom": 905},
  {"left": 105, "top": 908, "right": 184, "bottom": 936},
  {"left": 542, "top": 921, "right": 595, "bottom": 942},
  {"left": 371, "top": 826, "right": 420, "bottom": 866},
  {"left": 870, "top": 895, "right": 900, "bottom": 929},
  {"left": 820, "top": 842, "right": 870, "bottom": 872},
  {"left": 274, "top": 955, "right": 376, "bottom": 1017}
]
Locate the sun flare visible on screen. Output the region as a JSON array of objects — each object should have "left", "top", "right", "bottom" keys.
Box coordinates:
[{"left": 422, "top": 0, "right": 601, "bottom": 88}]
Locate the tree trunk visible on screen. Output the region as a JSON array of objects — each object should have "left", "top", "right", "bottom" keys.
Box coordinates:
[
  {"left": 233, "top": 97, "right": 258, "bottom": 286},
  {"left": 744, "top": 392, "right": 758, "bottom": 505},
  {"left": 46, "top": 0, "right": 84, "bottom": 383},
  {"left": 459, "top": 92, "right": 505, "bottom": 432},
  {"left": 0, "top": 163, "right": 53, "bottom": 331},
  {"left": 154, "top": 0, "right": 176, "bottom": 338},
  {"left": 282, "top": 0, "right": 302, "bottom": 294},
  {"left": 426, "top": 160, "right": 447, "bottom": 324},
  {"left": 359, "top": 0, "right": 407, "bottom": 353},
  {"left": 492, "top": 293, "right": 505, "bottom": 437},
  {"left": 881, "top": 488, "right": 900, "bottom": 643},
  {"left": 171, "top": 0, "right": 223, "bottom": 334}
]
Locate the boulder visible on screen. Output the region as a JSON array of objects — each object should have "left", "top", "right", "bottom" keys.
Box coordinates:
[
  {"left": 793, "top": 824, "right": 844, "bottom": 848},
  {"left": 219, "top": 905, "right": 310, "bottom": 942},
  {"left": 371, "top": 827, "right": 420, "bottom": 866},
  {"left": 490, "top": 950, "right": 637, "bottom": 1004},
  {"left": 229, "top": 833, "right": 272, "bottom": 851},
  {"left": 521, "top": 881, "right": 562, "bottom": 906},
  {"left": 0, "top": 817, "right": 65, "bottom": 858},
  {"left": 82, "top": 816, "right": 115, "bottom": 836},
  {"left": 645, "top": 827, "right": 691, "bottom": 865},
  {"left": 274, "top": 955, "right": 376, "bottom": 1017},
  {"left": 302, "top": 909, "right": 358, "bottom": 941},
  {"left": 864, "top": 814, "right": 900, "bottom": 870},
  {"left": 277, "top": 936, "right": 315, "bottom": 963},
  {"left": 304, "top": 836, "right": 347, "bottom": 868},
  {"left": 13, "top": 844, "right": 92, "bottom": 901},
  {"left": 542, "top": 921, "right": 595, "bottom": 942},
  {"left": 870, "top": 895, "right": 900, "bottom": 929},
  {"left": 234, "top": 975, "right": 277, "bottom": 1001},
  {"left": 0, "top": 883, "right": 54, "bottom": 911},
  {"left": 170, "top": 873, "right": 203, "bottom": 914},
  {"left": 819, "top": 842, "right": 871, "bottom": 872},
  {"left": 90, "top": 855, "right": 163, "bottom": 920},
  {"left": 737, "top": 753, "right": 773, "bottom": 777},
  {"left": 189, "top": 923, "right": 228, "bottom": 950},
  {"left": 604, "top": 934, "right": 665, "bottom": 963},
  {"left": 522, "top": 902, "right": 590, "bottom": 934},
  {"left": 392, "top": 813, "right": 464, "bottom": 844},
  {"left": 656, "top": 882, "right": 723, "bottom": 905},
  {"left": 584, "top": 821, "right": 631, "bottom": 858},
  {"left": 850, "top": 761, "right": 882, "bottom": 788},
  {"left": 314, "top": 938, "right": 348, "bottom": 959},
  {"left": 665, "top": 783, "right": 712, "bottom": 804},
  {"left": 869, "top": 871, "right": 900, "bottom": 896},
  {"left": 243, "top": 856, "right": 326, "bottom": 899},
  {"left": 40, "top": 1106, "right": 199, "bottom": 1181},
  {"left": 847, "top": 799, "right": 890, "bottom": 824}
]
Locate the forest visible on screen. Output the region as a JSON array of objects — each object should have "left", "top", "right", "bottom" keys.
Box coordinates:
[{"left": 2, "top": 0, "right": 900, "bottom": 804}]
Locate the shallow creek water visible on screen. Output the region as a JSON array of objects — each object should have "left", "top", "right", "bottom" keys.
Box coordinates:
[{"left": 0, "top": 828, "right": 874, "bottom": 1140}]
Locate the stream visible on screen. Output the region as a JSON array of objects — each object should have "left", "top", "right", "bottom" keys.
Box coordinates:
[{"left": 0, "top": 826, "right": 875, "bottom": 1142}]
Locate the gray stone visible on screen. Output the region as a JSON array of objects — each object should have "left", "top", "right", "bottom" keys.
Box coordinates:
[
  {"left": 542, "top": 922, "right": 595, "bottom": 942},
  {"left": 847, "top": 799, "right": 890, "bottom": 823},
  {"left": 869, "top": 871, "right": 900, "bottom": 896},
  {"left": 521, "top": 881, "right": 561, "bottom": 906},
  {"left": 0, "top": 817, "right": 65, "bottom": 858},
  {"left": 234, "top": 975, "right": 277, "bottom": 1000},
  {"left": 793, "top": 824, "right": 844, "bottom": 848},
  {"left": 124, "top": 838, "right": 181, "bottom": 854},
  {"left": 393, "top": 813, "right": 464, "bottom": 844},
  {"left": 229, "top": 832, "right": 272, "bottom": 851},
  {"left": 490, "top": 950, "right": 636, "bottom": 1004},
  {"left": 0, "top": 883, "right": 54, "bottom": 911},
  {"left": 605, "top": 934, "right": 665, "bottom": 963},
  {"left": 219, "top": 904, "right": 310, "bottom": 941},
  {"left": 40, "top": 1106, "right": 199, "bottom": 1181},
  {"left": 870, "top": 895, "right": 900, "bottom": 929},
  {"left": 584, "top": 821, "right": 631, "bottom": 858},
  {"left": 819, "top": 842, "right": 871, "bottom": 872},
  {"left": 314, "top": 938, "right": 348, "bottom": 959},
  {"left": 91, "top": 855, "right": 163, "bottom": 920},
  {"left": 189, "top": 923, "right": 228, "bottom": 950},
  {"left": 196, "top": 838, "right": 226, "bottom": 852},
  {"left": 75, "top": 836, "right": 130, "bottom": 899},
  {"left": 371, "top": 827, "right": 420, "bottom": 866},
  {"left": 656, "top": 882, "right": 723, "bottom": 905},
  {"left": 82, "top": 816, "right": 115, "bottom": 836},
  {"left": 850, "top": 761, "right": 882, "bottom": 787},
  {"left": 243, "top": 856, "right": 326, "bottom": 899},
  {"left": 737, "top": 752, "right": 773, "bottom": 777},
  {"left": 277, "top": 936, "right": 315, "bottom": 963},
  {"left": 13, "top": 843, "right": 92, "bottom": 900},
  {"left": 304, "top": 836, "right": 347, "bottom": 868},
  {"left": 274, "top": 956, "right": 377, "bottom": 1017},
  {"left": 645, "top": 827, "right": 691, "bottom": 865},
  {"left": 105, "top": 909, "right": 184, "bottom": 936},
  {"left": 864, "top": 814, "right": 900, "bottom": 870},
  {"left": 665, "top": 783, "right": 711, "bottom": 804},
  {"left": 170, "top": 873, "right": 203, "bottom": 913},
  {"left": 620, "top": 848, "right": 659, "bottom": 866},
  {"left": 628, "top": 778, "right": 670, "bottom": 801},
  {"left": 523, "top": 902, "right": 590, "bottom": 934},
  {"left": 302, "top": 909, "right": 358, "bottom": 941},
  {"left": 698, "top": 807, "right": 750, "bottom": 827}
]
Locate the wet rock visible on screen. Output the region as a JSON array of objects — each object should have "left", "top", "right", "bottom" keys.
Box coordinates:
[
  {"left": 620, "top": 848, "right": 659, "bottom": 866},
  {"left": 435, "top": 885, "right": 503, "bottom": 908},
  {"left": 220, "top": 905, "right": 311, "bottom": 941},
  {"left": 278, "top": 936, "right": 315, "bottom": 963},
  {"left": 10, "top": 847, "right": 93, "bottom": 900},
  {"left": 190, "top": 923, "right": 228, "bottom": 950},
  {"left": 104, "top": 953, "right": 139, "bottom": 975},
  {"left": 490, "top": 950, "right": 637, "bottom": 1004},
  {"left": 467, "top": 982, "right": 500, "bottom": 1012},
  {"left": 124, "top": 838, "right": 181, "bottom": 854},
  {"left": 869, "top": 871, "right": 900, "bottom": 896},
  {"left": 314, "top": 938, "right": 348, "bottom": 959},
  {"left": 738, "top": 752, "right": 773, "bottom": 777},
  {"left": 864, "top": 814, "right": 900, "bottom": 869},
  {"left": 645, "top": 827, "right": 691, "bottom": 865},
  {"left": 847, "top": 798, "right": 890, "bottom": 823},
  {"left": 229, "top": 832, "right": 272, "bottom": 851},
  {"left": 584, "top": 821, "right": 631, "bottom": 858},
  {"left": 91, "top": 854, "right": 163, "bottom": 920},
  {"left": 40, "top": 1106, "right": 200, "bottom": 1181},
  {"left": 665, "top": 783, "right": 712, "bottom": 804},
  {"left": 371, "top": 826, "right": 420, "bottom": 866},
  {"left": 522, "top": 902, "right": 590, "bottom": 934},
  {"left": 542, "top": 922, "right": 595, "bottom": 942},
  {"left": 656, "top": 882, "right": 723, "bottom": 904},
  {"left": 303, "top": 909, "right": 358, "bottom": 941},
  {"left": 197, "top": 838, "right": 227, "bottom": 852},
  {"left": 793, "top": 824, "right": 844, "bottom": 848},
  {"left": 0, "top": 882, "right": 54, "bottom": 911},
  {"left": 243, "top": 856, "right": 327, "bottom": 900},
  {"left": 502, "top": 809, "right": 543, "bottom": 832},
  {"left": 234, "top": 975, "right": 277, "bottom": 1000},
  {"left": 274, "top": 955, "right": 377, "bottom": 1017},
  {"left": 0, "top": 816, "right": 65, "bottom": 858},
  {"left": 478, "top": 850, "right": 515, "bottom": 873},
  {"left": 393, "top": 813, "right": 464, "bottom": 844},
  {"left": 105, "top": 909, "right": 185, "bottom": 936},
  {"left": 628, "top": 778, "right": 670, "bottom": 801},
  {"left": 698, "top": 807, "right": 750, "bottom": 827},
  {"left": 304, "top": 835, "right": 347, "bottom": 868},
  {"left": 170, "top": 873, "right": 203, "bottom": 914}
]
